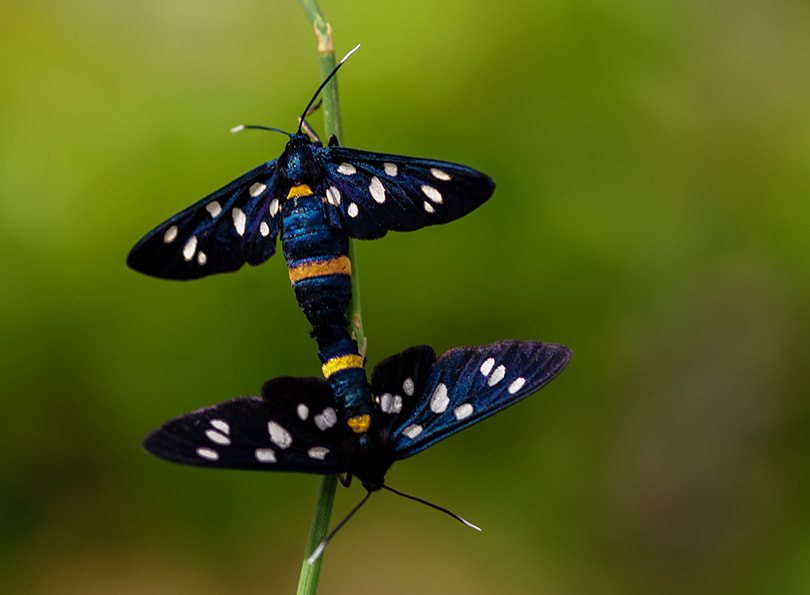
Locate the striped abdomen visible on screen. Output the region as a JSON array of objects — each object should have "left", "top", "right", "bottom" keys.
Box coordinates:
[{"left": 280, "top": 184, "right": 372, "bottom": 434}]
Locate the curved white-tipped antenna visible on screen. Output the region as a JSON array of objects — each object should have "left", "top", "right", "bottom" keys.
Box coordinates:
[
  {"left": 307, "top": 541, "right": 327, "bottom": 566},
  {"left": 383, "top": 484, "right": 482, "bottom": 531},
  {"left": 230, "top": 124, "right": 292, "bottom": 137},
  {"left": 230, "top": 44, "right": 361, "bottom": 142},
  {"left": 306, "top": 490, "right": 371, "bottom": 565},
  {"left": 306, "top": 481, "right": 480, "bottom": 565},
  {"left": 297, "top": 43, "right": 361, "bottom": 134},
  {"left": 339, "top": 43, "right": 362, "bottom": 65}
]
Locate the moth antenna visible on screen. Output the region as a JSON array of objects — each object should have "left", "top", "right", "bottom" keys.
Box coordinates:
[
  {"left": 230, "top": 124, "right": 292, "bottom": 137},
  {"left": 382, "top": 484, "right": 482, "bottom": 532},
  {"left": 297, "top": 43, "right": 361, "bottom": 134},
  {"left": 306, "top": 490, "right": 371, "bottom": 565}
]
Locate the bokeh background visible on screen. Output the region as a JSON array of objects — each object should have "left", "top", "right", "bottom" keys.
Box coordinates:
[{"left": 2, "top": 0, "right": 809, "bottom": 593}]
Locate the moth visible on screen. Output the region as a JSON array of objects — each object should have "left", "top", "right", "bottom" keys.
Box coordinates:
[
  {"left": 144, "top": 340, "right": 571, "bottom": 555},
  {"left": 128, "top": 46, "right": 495, "bottom": 430}
]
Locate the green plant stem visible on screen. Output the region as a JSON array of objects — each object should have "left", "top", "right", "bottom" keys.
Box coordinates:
[
  {"left": 296, "top": 3, "right": 363, "bottom": 594},
  {"left": 296, "top": 474, "right": 337, "bottom": 595}
]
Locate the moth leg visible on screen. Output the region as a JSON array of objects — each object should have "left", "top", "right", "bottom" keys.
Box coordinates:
[
  {"left": 298, "top": 118, "right": 321, "bottom": 144},
  {"left": 297, "top": 99, "right": 324, "bottom": 143},
  {"left": 355, "top": 335, "right": 367, "bottom": 360},
  {"left": 304, "top": 97, "right": 323, "bottom": 117}
]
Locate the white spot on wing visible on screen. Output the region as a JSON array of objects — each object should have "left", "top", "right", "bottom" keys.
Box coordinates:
[
  {"left": 402, "top": 424, "right": 423, "bottom": 439},
  {"left": 429, "top": 383, "right": 449, "bottom": 413},
  {"left": 268, "top": 198, "right": 280, "bottom": 217},
  {"left": 379, "top": 393, "right": 402, "bottom": 414},
  {"left": 296, "top": 403, "right": 309, "bottom": 420},
  {"left": 480, "top": 358, "right": 495, "bottom": 377},
  {"left": 508, "top": 377, "right": 526, "bottom": 394},
  {"left": 197, "top": 251, "right": 207, "bottom": 265},
  {"left": 205, "top": 429, "right": 230, "bottom": 445},
  {"left": 210, "top": 419, "right": 230, "bottom": 434},
  {"left": 430, "top": 167, "right": 451, "bottom": 181},
  {"left": 163, "top": 225, "right": 178, "bottom": 243},
  {"left": 402, "top": 378, "right": 415, "bottom": 397},
  {"left": 383, "top": 162, "right": 398, "bottom": 177},
  {"left": 421, "top": 185, "right": 443, "bottom": 204},
  {"left": 347, "top": 202, "right": 359, "bottom": 218},
  {"left": 423, "top": 201, "right": 435, "bottom": 214},
  {"left": 182, "top": 236, "right": 197, "bottom": 261},
  {"left": 307, "top": 446, "right": 329, "bottom": 460},
  {"left": 249, "top": 182, "right": 267, "bottom": 197},
  {"left": 196, "top": 447, "right": 219, "bottom": 461},
  {"left": 454, "top": 403, "right": 474, "bottom": 420},
  {"left": 232, "top": 208, "right": 246, "bottom": 236},
  {"left": 369, "top": 176, "right": 386, "bottom": 204},
  {"left": 487, "top": 364, "right": 506, "bottom": 386},
  {"left": 314, "top": 407, "right": 337, "bottom": 430},
  {"left": 326, "top": 186, "right": 341, "bottom": 206},
  {"left": 259, "top": 221, "right": 270, "bottom": 237},
  {"left": 337, "top": 162, "right": 356, "bottom": 175},
  {"left": 205, "top": 201, "right": 222, "bottom": 218},
  {"left": 255, "top": 448, "right": 276, "bottom": 463},
  {"left": 267, "top": 421, "right": 292, "bottom": 448}
]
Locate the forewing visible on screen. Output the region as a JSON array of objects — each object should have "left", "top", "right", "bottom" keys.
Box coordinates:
[
  {"left": 142, "top": 377, "right": 347, "bottom": 474},
  {"left": 127, "top": 162, "right": 281, "bottom": 280},
  {"left": 320, "top": 146, "right": 495, "bottom": 239},
  {"left": 389, "top": 341, "right": 572, "bottom": 459}
]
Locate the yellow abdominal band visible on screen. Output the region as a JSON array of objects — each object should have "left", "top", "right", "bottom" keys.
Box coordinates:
[
  {"left": 288, "top": 255, "right": 352, "bottom": 284},
  {"left": 321, "top": 354, "right": 364, "bottom": 379}
]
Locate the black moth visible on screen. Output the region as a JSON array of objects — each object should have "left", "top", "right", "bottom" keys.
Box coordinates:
[
  {"left": 127, "top": 45, "right": 494, "bottom": 281},
  {"left": 128, "top": 44, "right": 497, "bottom": 434},
  {"left": 144, "top": 341, "right": 570, "bottom": 485}
]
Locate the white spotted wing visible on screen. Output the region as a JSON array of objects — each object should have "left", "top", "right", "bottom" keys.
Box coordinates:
[
  {"left": 144, "top": 343, "right": 570, "bottom": 478},
  {"left": 372, "top": 341, "right": 572, "bottom": 459},
  {"left": 142, "top": 377, "right": 347, "bottom": 473},
  {"left": 127, "top": 163, "right": 280, "bottom": 280},
  {"left": 320, "top": 146, "right": 495, "bottom": 239}
]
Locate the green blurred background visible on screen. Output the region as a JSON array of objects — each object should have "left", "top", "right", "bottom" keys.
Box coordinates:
[{"left": 2, "top": 0, "right": 809, "bottom": 593}]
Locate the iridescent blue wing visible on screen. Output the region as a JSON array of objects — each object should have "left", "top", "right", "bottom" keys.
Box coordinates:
[
  {"left": 373, "top": 341, "right": 571, "bottom": 460},
  {"left": 142, "top": 377, "right": 348, "bottom": 474},
  {"left": 127, "top": 162, "right": 281, "bottom": 280},
  {"left": 320, "top": 146, "right": 495, "bottom": 239}
]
